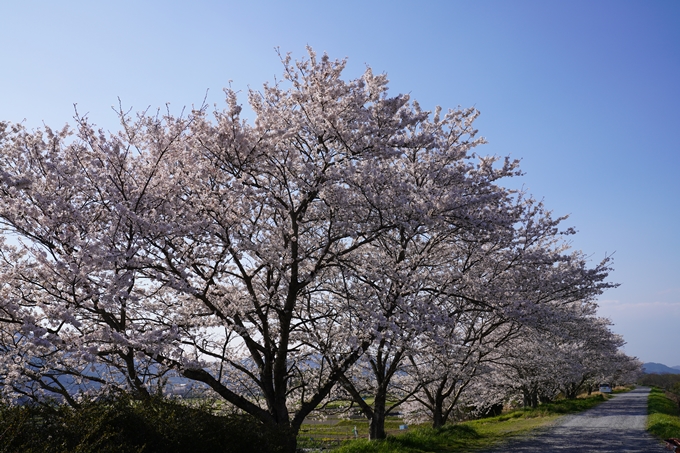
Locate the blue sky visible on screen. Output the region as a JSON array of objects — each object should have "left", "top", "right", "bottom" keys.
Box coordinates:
[{"left": 1, "top": 0, "right": 679, "bottom": 365}]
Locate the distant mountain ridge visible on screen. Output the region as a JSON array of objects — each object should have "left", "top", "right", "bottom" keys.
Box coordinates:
[{"left": 643, "top": 362, "right": 680, "bottom": 374}]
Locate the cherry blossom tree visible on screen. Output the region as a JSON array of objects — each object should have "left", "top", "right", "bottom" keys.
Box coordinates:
[
  {"left": 488, "top": 306, "right": 635, "bottom": 409},
  {"left": 397, "top": 195, "right": 616, "bottom": 424},
  {"left": 0, "top": 49, "right": 514, "bottom": 451},
  {"left": 403, "top": 309, "right": 517, "bottom": 428},
  {"left": 327, "top": 114, "right": 523, "bottom": 439},
  {"left": 602, "top": 352, "right": 642, "bottom": 388},
  {"left": 555, "top": 316, "right": 626, "bottom": 399},
  {"left": 0, "top": 118, "right": 184, "bottom": 403},
  {"left": 0, "top": 48, "right": 634, "bottom": 452}
]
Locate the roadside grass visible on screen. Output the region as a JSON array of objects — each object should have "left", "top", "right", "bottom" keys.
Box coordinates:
[
  {"left": 301, "top": 393, "right": 612, "bottom": 452},
  {"left": 612, "top": 385, "right": 636, "bottom": 394},
  {"left": 647, "top": 387, "right": 680, "bottom": 439}
]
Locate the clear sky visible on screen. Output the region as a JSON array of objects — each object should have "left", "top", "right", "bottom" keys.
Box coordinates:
[{"left": 1, "top": 0, "right": 678, "bottom": 366}]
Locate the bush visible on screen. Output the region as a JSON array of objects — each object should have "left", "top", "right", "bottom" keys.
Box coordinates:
[{"left": 0, "top": 396, "right": 284, "bottom": 453}]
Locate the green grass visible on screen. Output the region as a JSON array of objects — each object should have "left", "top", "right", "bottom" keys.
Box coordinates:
[
  {"left": 647, "top": 387, "right": 680, "bottom": 439},
  {"left": 328, "top": 412, "right": 562, "bottom": 453},
  {"left": 300, "top": 393, "right": 613, "bottom": 452}
]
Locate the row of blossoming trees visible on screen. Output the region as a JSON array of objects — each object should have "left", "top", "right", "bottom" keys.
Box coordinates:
[{"left": 0, "top": 50, "right": 640, "bottom": 451}]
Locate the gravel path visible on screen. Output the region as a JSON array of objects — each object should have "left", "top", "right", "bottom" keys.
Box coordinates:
[{"left": 482, "top": 387, "right": 665, "bottom": 452}]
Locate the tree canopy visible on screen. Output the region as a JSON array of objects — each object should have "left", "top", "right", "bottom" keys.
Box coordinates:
[{"left": 0, "top": 49, "right": 639, "bottom": 452}]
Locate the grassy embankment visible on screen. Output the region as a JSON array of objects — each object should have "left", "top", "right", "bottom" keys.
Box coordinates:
[
  {"left": 647, "top": 386, "right": 680, "bottom": 439},
  {"left": 299, "top": 390, "right": 625, "bottom": 452}
]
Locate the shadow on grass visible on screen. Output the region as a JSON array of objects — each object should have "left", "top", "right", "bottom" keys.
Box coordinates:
[
  {"left": 332, "top": 425, "right": 481, "bottom": 453},
  {"left": 330, "top": 393, "right": 612, "bottom": 453}
]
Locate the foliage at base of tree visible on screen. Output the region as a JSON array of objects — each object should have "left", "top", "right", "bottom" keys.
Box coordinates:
[
  {"left": 0, "top": 396, "right": 286, "bottom": 453},
  {"left": 647, "top": 387, "right": 680, "bottom": 440}
]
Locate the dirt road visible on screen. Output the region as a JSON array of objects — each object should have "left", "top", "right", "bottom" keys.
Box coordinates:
[{"left": 483, "top": 387, "right": 665, "bottom": 452}]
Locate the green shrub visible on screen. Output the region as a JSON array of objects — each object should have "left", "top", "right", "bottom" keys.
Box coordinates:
[
  {"left": 0, "top": 396, "right": 284, "bottom": 453},
  {"left": 672, "top": 382, "right": 680, "bottom": 396}
]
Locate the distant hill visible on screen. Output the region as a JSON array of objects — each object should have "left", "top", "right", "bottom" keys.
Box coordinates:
[
  {"left": 643, "top": 362, "right": 680, "bottom": 374},
  {"left": 673, "top": 365, "right": 680, "bottom": 371}
]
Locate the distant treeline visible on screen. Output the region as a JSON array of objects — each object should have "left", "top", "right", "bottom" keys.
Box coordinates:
[{"left": 638, "top": 373, "right": 680, "bottom": 394}]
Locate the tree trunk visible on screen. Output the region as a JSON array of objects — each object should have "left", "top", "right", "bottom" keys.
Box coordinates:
[
  {"left": 432, "top": 396, "right": 445, "bottom": 429},
  {"left": 369, "top": 391, "right": 387, "bottom": 440},
  {"left": 277, "top": 425, "right": 298, "bottom": 453},
  {"left": 522, "top": 387, "right": 539, "bottom": 408},
  {"left": 565, "top": 383, "right": 578, "bottom": 399},
  {"left": 539, "top": 394, "right": 552, "bottom": 404},
  {"left": 522, "top": 387, "right": 531, "bottom": 408}
]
